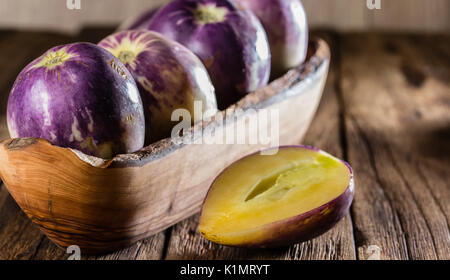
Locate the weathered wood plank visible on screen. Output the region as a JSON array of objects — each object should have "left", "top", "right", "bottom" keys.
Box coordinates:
[
  {"left": 0, "top": 184, "right": 46, "bottom": 260},
  {"left": 369, "top": 0, "right": 450, "bottom": 33},
  {"left": 3, "top": 0, "right": 450, "bottom": 33},
  {"left": 340, "top": 33, "right": 450, "bottom": 260},
  {"left": 164, "top": 33, "right": 356, "bottom": 260},
  {"left": 0, "top": 32, "right": 67, "bottom": 260},
  {"left": 29, "top": 228, "right": 166, "bottom": 260},
  {"left": 1, "top": 31, "right": 448, "bottom": 260},
  {"left": 85, "top": 233, "right": 166, "bottom": 260},
  {"left": 303, "top": 0, "right": 369, "bottom": 31},
  {"left": 0, "top": 28, "right": 167, "bottom": 260},
  {"left": 288, "top": 33, "right": 355, "bottom": 261}
]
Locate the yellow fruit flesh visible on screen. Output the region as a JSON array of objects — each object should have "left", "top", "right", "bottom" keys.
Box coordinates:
[{"left": 199, "top": 148, "right": 351, "bottom": 243}]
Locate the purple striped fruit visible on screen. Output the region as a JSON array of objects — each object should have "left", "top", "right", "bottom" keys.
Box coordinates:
[
  {"left": 7, "top": 42, "right": 145, "bottom": 159},
  {"left": 147, "top": 0, "right": 271, "bottom": 109},
  {"left": 99, "top": 30, "right": 218, "bottom": 143},
  {"left": 199, "top": 146, "right": 354, "bottom": 247},
  {"left": 237, "top": 0, "right": 308, "bottom": 78}
]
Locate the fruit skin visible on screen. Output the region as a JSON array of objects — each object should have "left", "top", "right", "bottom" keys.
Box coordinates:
[
  {"left": 6, "top": 42, "right": 145, "bottom": 159},
  {"left": 235, "top": 177, "right": 354, "bottom": 248},
  {"left": 237, "top": 0, "right": 308, "bottom": 78},
  {"left": 147, "top": 0, "right": 271, "bottom": 109},
  {"left": 99, "top": 30, "right": 218, "bottom": 143},
  {"left": 198, "top": 146, "right": 354, "bottom": 248}
]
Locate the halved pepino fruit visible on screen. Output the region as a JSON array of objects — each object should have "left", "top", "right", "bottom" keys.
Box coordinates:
[{"left": 199, "top": 146, "right": 354, "bottom": 248}]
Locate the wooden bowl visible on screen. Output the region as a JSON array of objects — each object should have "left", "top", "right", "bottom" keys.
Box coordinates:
[{"left": 0, "top": 38, "right": 330, "bottom": 254}]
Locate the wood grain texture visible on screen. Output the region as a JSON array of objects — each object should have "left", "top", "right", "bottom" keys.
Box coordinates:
[
  {"left": 0, "top": 28, "right": 168, "bottom": 260},
  {"left": 0, "top": 38, "right": 329, "bottom": 255},
  {"left": 1, "top": 0, "right": 449, "bottom": 33},
  {"left": 164, "top": 33, "right": 357, "bottom": 260},
  {"left": 0, "top": 0, "right": 167, "bottom": 33},
  {"left": 340, "top": 33, "right": 450, "bottom": 260},
  {"left": 0, "top": 185, "right": 46, "bottom": 260},
  {"left": 303, "top": 0, "right": 369, "bottom": 31},
  {"left": 369, "top": 0, "right": 450, "bottom": 33},
  {"left": 0, "top": 30, "right": 449, "bottom": 260}
]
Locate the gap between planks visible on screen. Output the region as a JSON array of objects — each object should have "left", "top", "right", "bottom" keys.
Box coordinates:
[
  {"left": 340, "top": 33, "right": 450, "bottom": 260},
  {"left": 161, "top": 31, "right": 357, "bottom": 260},
  {"left": 1, "top": 31, "right": 449, "bottom": 260}
]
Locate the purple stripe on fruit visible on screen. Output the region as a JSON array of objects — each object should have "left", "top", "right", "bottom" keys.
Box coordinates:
[
  {"left": 237, "top": 0, "right": 309, "bottom": 78},
  {"left": 99, "top": 30, "right": 218, "bottom": 143},
  {"left": 7, "top": 42, "right": 145, "bottom": 159},
  {"left": 146, "top": 0, "right": 271, "bottom": 109}
]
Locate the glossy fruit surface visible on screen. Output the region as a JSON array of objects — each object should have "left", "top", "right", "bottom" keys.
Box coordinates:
[
  {"left": 147, "top": 0, "right": 271, "bottom": 109},
  {"left": 199, "top": 146, "right": 354, "bottom": 247},
  {"left": 7, "top": 42, "right": 145, "bottom": 158},
  {"left": 99, "top": 30, "right": 217, "bottom": 143},
  {"left": 237, "top": 0, "right": 308, "bottom": 78}
]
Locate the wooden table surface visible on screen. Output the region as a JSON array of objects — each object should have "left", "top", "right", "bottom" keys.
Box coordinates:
[{"left": 0, "top": 29, "right": 448, "bottom": 260}]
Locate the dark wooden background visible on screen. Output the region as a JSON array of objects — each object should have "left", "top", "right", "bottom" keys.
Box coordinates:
[{"left": 0, "top": 29, "right": 448, "bottom": 260}]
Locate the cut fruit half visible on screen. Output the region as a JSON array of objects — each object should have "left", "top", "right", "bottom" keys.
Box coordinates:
[{"left": 198, "top": 146, "right": 354, "bottom": 247}]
